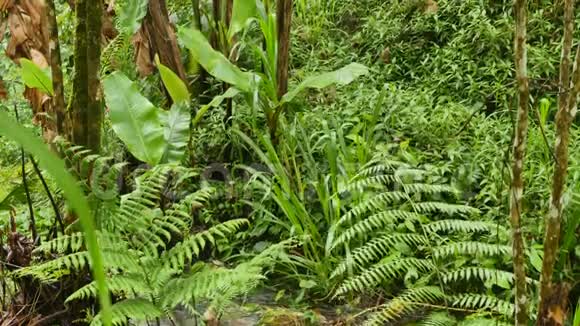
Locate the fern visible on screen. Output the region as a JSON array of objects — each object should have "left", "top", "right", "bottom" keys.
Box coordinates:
[
  {"left": 450, "top": 293, "right": 515, "bottom": 317},
  {"left": 335, "top": 258, "right": 435, "bottom": 296},
  {"left": 364, "top": 286, "right": 445, "bottom": 326},
  {"left": 331, "top": 210, "right": 425, "bottom": 250},
  {"left": 19, "top": 158, "right": 284, "bottom": 325},
  {"left": 425, "top": 219, "right": 505, "bottom": 234},
  {"left": 432, "top": 242, "right": 511, "bottom": 259},
  {"left": 331, "top": 154, "right": 524, "bottom": 324},
  {"left": 331, "top": 233, "right": 429, "bottom": 279},
  {"left": 91, "top": 298, "right": 165, "bottom": 326}
]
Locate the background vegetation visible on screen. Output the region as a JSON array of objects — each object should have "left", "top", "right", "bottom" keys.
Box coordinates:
[{"left": 0, "top": 0, "right": 579, "bottom": 325}]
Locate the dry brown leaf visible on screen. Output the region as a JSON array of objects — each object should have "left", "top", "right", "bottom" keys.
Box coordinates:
[
  {"left": 133, "top": 30, "right": 155, "bottom": 77},
  {"left": 424, "top": 0, "right": 438, "bottom": 14},
  {"left": 0, "top": 0, "right": 15, "bottom": 12},
  {"left": 30, "top": 48, "right": 48, "bottom": 68},
  {"left": 0, "top": 79, "right": 7, "bottom": 100}
]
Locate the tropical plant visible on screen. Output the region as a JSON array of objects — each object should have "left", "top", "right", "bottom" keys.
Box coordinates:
[
  {"left": 102, "top": 59, "right": 191, "bottom": 166},
  {"left": 178, "top": 0, "right": 368, "bottom": 144},
  {"left": 17, "top": 160, "right": 286, "bottom": 325},
  {"left": 331, "top": 154, "right": 538, "bottom": 325}
]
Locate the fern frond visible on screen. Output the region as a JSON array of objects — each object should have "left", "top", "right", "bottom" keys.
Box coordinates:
[
  {"left": 433, "top": 242, "right": 511, "bottom": 259},
  {"left": 425, "top": 219, "right": 504, "bottom": 234},
  {"left": 364, "top": 286, "right": 445, "bottom": 326},
  {"left": 417, "top": 311, "right": 458, "bottom": 326},
  {"left": 442, "top": 267, "right": 516, "bottom": 285},
  {"left": 91, "top": 298, "right": 164, "bottom": 326},
  {"left": 450, "top": 293, "right": 515, "bottom": 317},
  {"left": 163, "top": 219, "right": 249, "bottom": 269},
  {"left": 335, "top": 258, "right": 434, "bottom": 296},
  {"left": 67, "top": 273, "right": 153, "bottom": 303},
  {"left": 342, "top": 174, "right": 399, "bottom": 193},
  {"left": 34, "top": 232, "right": 85, "bottom": 254},
  {"left": 414, "top": 202, "right": 479, "bottom": 215},
  {"left": 402, "top": 183, "right": 458, "bottom": 196},
  {"left": 332, "top": 233, "right": 429, "bottom": 279},
  {"left": 338, "top": 191, "right": 409, "bottom": 226},
  {"left": 331, "top": 210, "right": 424, "bottom": 250}
]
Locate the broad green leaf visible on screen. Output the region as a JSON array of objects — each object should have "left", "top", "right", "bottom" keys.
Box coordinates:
[
  {"left": 103, "top": 72, "right": 165, "bottom": 166},
  {"left": 0, "top": 113, "right": 111, "bottom": 325},
  {"left": 20, "top": 58, "right": 53, "bottom": 95},
  {"left": 193, "top": 87, "right": 241, "bottom": 126},
  {"left": 155, "top": 55, "right": 190, "bottom": 104},
  {"left": 161, "top": 102, "right": 190, "bottom": 163},
  {"left": 178, "top": 27, "right": 257, "bottom": 92},
  {"left": 118, "top": 0, "right": 149, "bottom": 35},
  {"left": 299, "top": 279, "right": 317, "bottom": 289},
  {"left": 281, "top": 63, "right": 369, "bottom": 104},
  {"left": 229, "top": 0, "right": 258, "bottom": 39}
]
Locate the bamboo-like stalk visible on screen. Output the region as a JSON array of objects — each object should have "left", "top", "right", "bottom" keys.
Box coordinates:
[
  {"left": 537, "top": 0, "right": 579, "bottom": 320},
  {"left": 510, "top": 0, "right": 529, "bottom": 324}
]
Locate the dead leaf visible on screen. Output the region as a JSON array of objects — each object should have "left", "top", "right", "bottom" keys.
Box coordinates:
[
  {"left": 0, "top": 79, "right": 7, "bottom": 100},
  {"left": 30, "top": 48, "right": 48, "bottom": 68},
  {"left": 424, "top": 0, "right": 438, "bottom": 14}
]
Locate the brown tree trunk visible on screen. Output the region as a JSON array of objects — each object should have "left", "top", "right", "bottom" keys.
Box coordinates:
[
  {"left": 270, "top": 0, "right": 292, "bottom": 145},
  {"left": 510, "top": 0, "right": 529, "bottom": 324},
  {"left": 46, "top": 0, "right": 67, "bottom": 136},
  {"left": 537, "top": 2, "right": 579, "bottom": 324},
  {"left": 144, "top": 0, "right": 186, "bottom": 82},
  {"left": 276, "top": 0, "right": 292, "bottom": 99},
  {"left": 70, "top": 0, "right": 103, "bottom": 151}
]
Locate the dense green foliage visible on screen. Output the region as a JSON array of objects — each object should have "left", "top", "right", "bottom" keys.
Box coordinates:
[{"left": 1, "top": 0, "right": 580, "bottom": 325}]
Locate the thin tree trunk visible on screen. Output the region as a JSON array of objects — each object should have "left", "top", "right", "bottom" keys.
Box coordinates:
[
  {"left": 276, "top": 0, "right": 292, "bottom": 99},
  {"left": 142, "top": 0, "right": 187, "bottom": 83},
  {"left": 211, "top": 0, "right": 221, "bottom": 49},
  {"left": 537, "top": 0, "right": 579, "bottom": 321},
  {"left": 70, "top": 0, "right": 89, "bottom": 146},
  {"left": 46, "top": 0, "right": 67, "bottom": 136},
  {"left": 87, "top": 0, "right": 103, "bottom": 149},
  {"left": 270, "top": 0, "right": 292, "bottom": 145},
  {"left": 510, "top": 0, "right": 529, "bottom": 324},
  {"left": 70, "top": 0, "right": 103, "bottom": 151}
]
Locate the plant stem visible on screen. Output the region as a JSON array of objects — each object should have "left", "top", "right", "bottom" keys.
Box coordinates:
[{"left": 510, "top": 0, "right": 529, "bottom": 324}]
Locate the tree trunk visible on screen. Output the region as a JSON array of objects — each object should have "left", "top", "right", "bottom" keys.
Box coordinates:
[
  {"left": 276, "top": 0, "right": 292, "bottom": 99},
  {"left": 270, "top": 0, "right": 292, "bottom": 145},
  {"left": 537, "top": 1, "right": 579, "bottom": 323},
  {"left": 70, "top": 0, "right": 103, "bottom": 151},
  {"left": 46, "top": 0, "right": 67, "bottom": 136},
  {"left": 510, "top": 0, "right": 529, "bottom": 324},
  {"left": 143, "top": 0, "right": 186, "bottom": 82}
]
